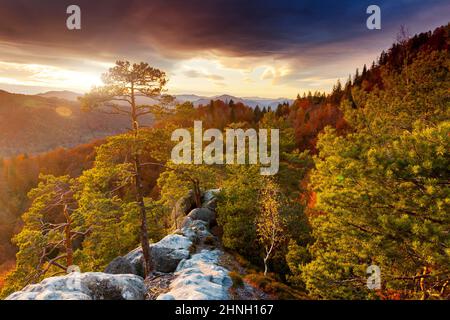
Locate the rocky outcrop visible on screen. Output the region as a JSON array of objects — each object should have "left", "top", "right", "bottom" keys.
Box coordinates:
[
  {"left": 6, "top": 189, "right": 230, "bottom": 301},
  {"left": 104, "top": 191, "right": 219, "bottom": 276},
  {"left": 107, "top": 188, "right": 231, "bottom": 300},
  {"left": 6, "top": 272, "right": 146, "bottom": 300},
  {"left": 202, "top": 189, "right": 220, "bottom": 211},
  {"left": 154, "top": 189, "right": 232, "bottom": 300}
]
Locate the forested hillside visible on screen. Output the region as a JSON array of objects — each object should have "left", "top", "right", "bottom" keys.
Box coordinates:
[
  {"left": 0, "top": 24, "right": 448, "bottom": 300},
  {"left": 0, "top": 91, "right": 153, "bottom": 157}
]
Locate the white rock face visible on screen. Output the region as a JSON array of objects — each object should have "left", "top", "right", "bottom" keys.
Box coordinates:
[
  {"left": 157, "top": 249, "right": 232, "bottom": 300},
  {"left": 6, "top": 272, "right": 146, "bottom": 300},
  {"left": 202, "top": 189, "right": 220, "bottom": 203},
  {"left": 179, "top": 219, "right": 212, "bottom": 242},
  {"left": 155, "top": 234, "right": 192, "bottom": 251},
  {"left": 120, "top": 233, "right": 193, "bottom": 274}
]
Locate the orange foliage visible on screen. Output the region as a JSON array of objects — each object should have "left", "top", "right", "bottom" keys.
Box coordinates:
[{"left": 0, "top": 260, "right": 15, "bottom": 289}]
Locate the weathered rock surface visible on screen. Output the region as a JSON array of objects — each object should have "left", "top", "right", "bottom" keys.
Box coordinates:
[
  {"left": 202, "top": 189, "right": 220, "bottom": 203},
  {"left": 202, "top": 190, "right": 220, "bottom": 210},
  {"left": 179, "top": 219, "right": 212, "bottom": 242},
  {"left": 104, "top": 256, "right": 137, "bottom": 275},
  {"left": 6, "top": 272, "right": 146, "bottom": 300},
  {"left": 186, "top": 208, "right": 216, "bottom": 227},
  {"left": 115, "top": 233, "right": 193, "bottom": 274},
  {"left": 157, "top": 249, "right": 232, "bottom": 300},
  {"left": 151, "top": 234, "right": 192, "bottom": 273},
  {"left": 172, "top": 189, "right": 196, "bottom": 225}
]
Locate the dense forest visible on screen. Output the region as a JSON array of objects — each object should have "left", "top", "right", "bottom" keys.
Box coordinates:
[{"left": 0, "top": 24, "right": 448, "bottom": 299}]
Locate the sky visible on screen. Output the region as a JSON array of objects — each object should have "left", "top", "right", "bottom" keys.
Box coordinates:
[{"left": 0, "top": 0, "right": 448, "bottom": 99}]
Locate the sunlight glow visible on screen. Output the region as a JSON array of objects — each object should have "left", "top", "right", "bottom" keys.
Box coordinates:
[{"left": 0, "top": 61, "right": 102, "bottom": 92}]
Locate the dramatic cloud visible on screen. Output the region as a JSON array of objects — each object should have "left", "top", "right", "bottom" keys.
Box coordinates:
[
  {"left": 184, "top": 70, "right": 224, "bottom": 81},
  {"left": 0, "top": 0, "right": 448, "bottom": 97}
]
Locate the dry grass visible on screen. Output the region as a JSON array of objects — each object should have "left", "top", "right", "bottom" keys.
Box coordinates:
[{"left": 244, "top": 272, "right": 310, "bottom": 300}]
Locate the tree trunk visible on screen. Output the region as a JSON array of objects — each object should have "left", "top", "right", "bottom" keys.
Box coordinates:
[
  {"left": 135, "top": 153, "right": 152, "bottom": 277},
  {"left": 192, "top": 179, "right": 202, "bottom": 208},
  {"left": 63, "top": 205, "right": 73, "bottom": 267},
  {"left": 131, "top": 83, "right": 152, "bottom": 277},
  {"left": 263, "top": 256, "right": 268, "bottom": 277}
]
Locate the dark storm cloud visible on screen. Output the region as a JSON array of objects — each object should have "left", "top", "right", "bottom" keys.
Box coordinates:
[
  {"left": 0, "top": 0, "right": 448, "bottom": 95},
  {"left": 0, "top": 0, "right": 448, "bottom": 61}
]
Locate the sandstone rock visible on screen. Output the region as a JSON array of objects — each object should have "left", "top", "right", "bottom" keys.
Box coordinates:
[
  {"left": 187, "top": 208, "right": 216, "bottom": 226},
  {"left": 157, "top": 249, "right": 232, "bottom": 300},
  {"left": 202, "top": 189, "right": 220, "bottom": 203},
  {"left": 6, "top": 272, "right": 146, "bottom": 300},
  {"left": 202, "top": 198, "right": 218, "bottom": 210},
  {"left": 151, "top": 234, "right": 192, "bottom": 273},
  {"left": 151, "top": 246, "right": 190, "bottom": 273},
  {"left": 172, "top": 190, "right": 196, "bottom": 220},
  {"left": 6, "top": 188, "right": 229, "bottom": 301},
  {"left": 115, "top": 234, "right": 193, "bottom": 274},
  {"left": 104, "top": 256, "right": 136, "bottom": 275},
  {"left": 179, "top": 219, "right": 212, "bottom": 242}
]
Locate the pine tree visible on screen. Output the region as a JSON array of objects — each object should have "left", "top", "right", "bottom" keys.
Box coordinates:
[
  {"left": 302, "top": 49, "right": 450, "bottom": 299},
  {"left": 80, "top": 61, "right": 172, "bottom": 277}
]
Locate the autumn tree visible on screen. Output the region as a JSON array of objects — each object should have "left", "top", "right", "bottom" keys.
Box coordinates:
[
  {"left": 256, "top": 178, "right": 287, "bottom": 276},
  {"left": 80, "top": 61, "right": 172, "bottom": 276}
]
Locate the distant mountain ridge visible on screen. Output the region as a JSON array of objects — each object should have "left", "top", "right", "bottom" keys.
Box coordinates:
[
  {"left": 37, "top": 90, "right": 82, "bottom": 101},
  {"left": 1, "top": 88, "right": 291, "bottom": 158},
  {"left": 186, "top": 94, "right": 294, "bottom": 109},
  {"left": 38, "top": 91, "right": 294, "bottom": 109}
]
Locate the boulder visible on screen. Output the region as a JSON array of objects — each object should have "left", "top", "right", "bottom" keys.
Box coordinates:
[
  {"left": 104, "top": 257, "right": 136, "bottom": 275},
  {"left": 6, "top": 272, "right": 146, "bottom": 300},
  {"left": 172, "top": 190, "right": 196, "bottom": 220},
  {"left": 105, "top": 190, "right": 220, "bottom": 277},
  {"left": 111, "top": 234, "right": 193, "bottom": 274},
  {"left": 157, "top": 249, "right": 232, "bottom": 300},
  {"left": 187, "top": 208, "right": 216, "bottom": 226},
  {"left": 151, "top": 246, "right": 190, "bottom": 273},
  {"left": 179, "top": 219, "right": 212, "bottom": 242},
  {"left": 151, "top": 234, "right": 192, "bottom": 273},
  {"left": 103, "top": 247, "right": 145, "bottom": 277},
  {"left": 202, "top": 189, "right": 220, "bottom": 203}
]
